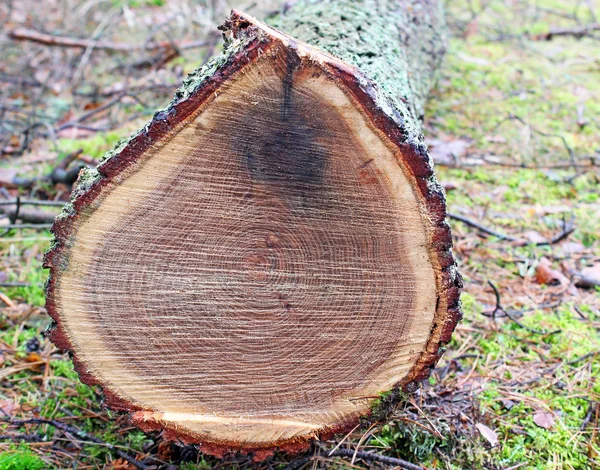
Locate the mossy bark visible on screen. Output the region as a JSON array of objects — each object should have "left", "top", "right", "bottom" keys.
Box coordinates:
[{"left": 270, "top": 0, "right": 447, "bottom": 143}]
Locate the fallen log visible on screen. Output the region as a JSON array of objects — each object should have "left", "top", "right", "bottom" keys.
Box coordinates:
[{"left": 44, "top": 0, "right": 461, "bottom": 459}]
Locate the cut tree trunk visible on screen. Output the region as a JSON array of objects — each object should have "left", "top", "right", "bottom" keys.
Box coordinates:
[{"left": 44, "top": 0, "right": 461, "bottom": 459}]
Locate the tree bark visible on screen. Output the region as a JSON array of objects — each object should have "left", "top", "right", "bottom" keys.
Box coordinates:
[
  {"left": 269, "top": 0, "right": 447, "bottom": 137},
  {"left": 44, "top": 0, "right": 461, "bottom": 459}
]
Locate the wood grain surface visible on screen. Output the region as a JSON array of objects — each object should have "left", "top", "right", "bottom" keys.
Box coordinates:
[{"left": 45, "top": 10, "right": 461, "bottom": 457}]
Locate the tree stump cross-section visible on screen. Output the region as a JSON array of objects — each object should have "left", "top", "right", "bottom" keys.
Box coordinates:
[{"left": 44, "top": 3, "right": 462, "bottom": 459}]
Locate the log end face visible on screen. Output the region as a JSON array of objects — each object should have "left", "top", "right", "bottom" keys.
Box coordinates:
[{"left": 44, "top": 9, "right": 460, "bottom": 457}]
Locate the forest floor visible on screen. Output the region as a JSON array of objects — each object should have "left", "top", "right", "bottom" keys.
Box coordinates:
[{"left": 0, "top": 0, "right": 599, "bottom": 469}]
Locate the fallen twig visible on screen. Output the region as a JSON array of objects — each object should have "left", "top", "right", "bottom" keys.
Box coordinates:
[
  {"left": 0, "top": 206, "right": 58, "bottom": 224},
  {"left": 502, "top": 308, "right": 561, "bottom": 336},
  {"left": 4, "top": 418, "right": 152, "bottom": 470},
  {"left": 0, "top": 193, "right": 61, "bottom": 226},
  {"left": 449, "top": 212, "right": 517, "bottom": 242},
  {"left": 0, "top": 199, "right": 65, "bottom": 207},
  {"left": 532, "top": 23, "right": 600, "bottom": 40},
  {"left": 494, "top": 114, "right": 578, "bottom": 172},
  {"left": 5, "top": 149, "right": 85, "bottom": 189},
  {"left": 0, "top": 433, "right": 42, "bottom": 442},
  {"left": 448, "top": 213, "right": 575, "bottom": 246},
  {"left": 580, "top": 402, "right": 598, "bottom": 431},
  {"left": 8, "top": 27, "right": 214, "bottom": 52},
  {"left": 329, "top": 448, "right": 426, "bottom": 470},
  {"left": 487, "top": 281, "right": 561, "bottom": 336},
  {"left": 487, "top": 279, "right": 504, "bottom": 320},
  {"left": 56, "top": 95, "right": 126, "bottom": 132},
  {"left": 0, "top": 223, "right": 52, "bottom": 230},
  {"left": 480, "top": 155, "right": 597, "bottom": 169},
  {"left": 568, "top": 351, "right": 600, "bottom": 366}
]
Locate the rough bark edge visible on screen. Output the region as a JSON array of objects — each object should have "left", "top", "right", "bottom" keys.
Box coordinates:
[{"left": 43, "top": 10, "right": 462, "bottom": 459}]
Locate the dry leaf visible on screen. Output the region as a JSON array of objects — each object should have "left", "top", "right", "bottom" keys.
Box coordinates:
[
  {"left": 523, "top": 230, "right": 548, "bottom": 244},
  {"left": 108, "top": 457, "right": 136, "bottom": 470},
  {"left": 25, "top": 352, "right": 42, "bottom": 363},
  {"left": 576, "top": 264, "right": 600, "bottom": 288},
  {"left": 0, "top": 292, "right": 14, "bottom": 308},
  {"left": 427, "top": 138, "right": 471, "bottom": 166},
  {"left": 475, "top": 422, "right": 499, "bottom": 446},
  {"left": 83, "top": 102, "right": 102, "bottom": 111},
  {"left": 561, "top": 242, "right": 585, "bottom": 255},
  {"left": 156, "top": 441, "right": 173, "bottom": 461},
  {"left": 0, "top": 167, "right": 18, "bottom": 186},
  {"left": 535, "top": 259, "right": 569, "bottom": 287},
  {"left": 533, "top": 412, "right": 555, "bottom": 429},
  {"left": 0, "top": 399, "right": 20, "bottom": 417}
]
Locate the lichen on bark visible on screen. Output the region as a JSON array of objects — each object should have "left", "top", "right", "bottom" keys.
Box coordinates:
[{"left": 269, "top": 0, "right": 447, "bottom": 145}]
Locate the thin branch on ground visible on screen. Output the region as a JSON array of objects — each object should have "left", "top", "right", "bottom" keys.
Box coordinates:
[
  {"left": 532, "top": 23, "right": 600, "bottom": 40},
  {"left": 487, "top": 281, "right": 561, "bottom": 336},
  {"left": 480, "top": 155, "right": 598, "bottom": 170},
  {"left": 494, "top": 114, "right": 578, "bottom": 172},
  {"left": 3, "top": 418, "right": 153, "bottom": 470},
  {"left": 448, "top": 213, "right": 575, "bottom": 246},
  {"left": 7, "top": 27, "right": 215, "bottom": 52},
  {"left": 568, "top": 350, "right": 600, "bottom": 366},
  {"left": 485, "top": 279, "right": 504, "bottom": 321},
  {"left": 55, "top": 94, "right": 127, "bottom": 132},
  {"left": 0, "top": 207, "right": 58, "bottom": 224},
  {"left": 0, "top": 200, "right": 66, "bottom": 207},
  {"left": 0, "top": 433, "right": 42, "bottom": 442},
  {"left": 0, "top": 223, "right": 52, "bottom": 231},
  {"left": 449, "top": 212, "right": 519, "bottom": 242},
  {"left": 328, "top": 448, "right": 426, "bottom": 470},
  {"left": 502, "top": 308, "right": 561, "bottom": 336},
  {"left": 580, "top": 402, "right": 599, "bottom": 431},
  {"left": 4, "top": 149, "right": 85, "bottom": 189}
]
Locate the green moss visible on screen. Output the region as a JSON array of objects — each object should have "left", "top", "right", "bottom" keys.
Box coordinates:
[
  {"left": 370, "top": 388, "right": 406, "bottom": 421},
  {"left": 461, "top": 291, "right": 482, "bottom": 316},
  {"left": 58, "top": 131, "right": 126, "bottom": 161},
  {"left": 474, "top": 304, "right": 600, "bottom": 469},
  {"left": 428, "top": 17, "right": 600, "bottom": 162},
  {"left": 180, "top": 460, "right": 213, "bottom": 470},
  {"left": 50, "top": 359, "right": 79, "bottom": 380},
  {"left": 376, "top": 412, "right": 490, "bottom": 469},
  {"left": 0, "top": 447, "right": 48, "bottom": 470},
  {"left": 1, "top": 231, "right": 50, "bottom": 307}
]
